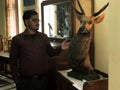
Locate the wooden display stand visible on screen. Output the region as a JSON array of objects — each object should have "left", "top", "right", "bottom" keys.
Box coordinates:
[{"left": 56, "top": 69, "right": 108, "bottom": 90}]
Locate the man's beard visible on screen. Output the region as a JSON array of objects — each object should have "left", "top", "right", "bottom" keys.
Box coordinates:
[{"left": 31, "top": 26, "right": 39, "bottom": 31}]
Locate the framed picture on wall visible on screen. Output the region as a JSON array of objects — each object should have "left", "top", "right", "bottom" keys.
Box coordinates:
[{"left": 24, "top": 0, "right": 35, "bottom": 6}]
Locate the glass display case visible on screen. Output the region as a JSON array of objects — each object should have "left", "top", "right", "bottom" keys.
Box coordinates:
[{"left": 41, "top": 0, "right": 73, "bottom": 42}]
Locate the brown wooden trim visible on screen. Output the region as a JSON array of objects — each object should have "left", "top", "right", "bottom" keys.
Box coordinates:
[
  {"left": 90, "top": 0, "right": 95, "bottom": 67},
  {"left": 15, "top": 0, "right": 19, "bottom": 34},
  {"left": 95, "top": 69, "right": 108, "bottom": 78},
  {"left": 41, "top": 0, "right": 70, "bottom": 6},
  {"left": 83, "top": 78, "right": 108, "bottom": 90},
  {"left": 71, "top": 0, "right": 76, "bottom": 35}
]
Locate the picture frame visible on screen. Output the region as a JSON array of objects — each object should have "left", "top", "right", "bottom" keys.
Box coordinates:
[{"left": 24, "top": 0, "right": 35, "bottom": 6}]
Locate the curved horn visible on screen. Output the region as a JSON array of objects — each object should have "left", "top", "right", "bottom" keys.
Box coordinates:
[
  {"left": 71, "top": 0, "right": 84, "bottom": 15},
  {"left": 93, "top": 2, "right": 109, "bottom": 17},
  {"left": 77, "top": 0, "right": 85, "bottom": 15}
]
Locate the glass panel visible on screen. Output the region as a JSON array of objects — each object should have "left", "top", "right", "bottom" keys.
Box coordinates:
[{"left": 43, "top": 1, "right": 72, "bottom": 39}]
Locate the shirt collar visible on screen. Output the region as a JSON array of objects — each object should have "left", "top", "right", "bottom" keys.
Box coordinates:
[{"left": 23, "top": 29, "right": 40, "bottom": 37}]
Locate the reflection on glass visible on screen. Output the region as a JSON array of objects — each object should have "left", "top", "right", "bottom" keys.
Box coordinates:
[{"left": 43, "top": 1, "right": 72, "bottom": 39}]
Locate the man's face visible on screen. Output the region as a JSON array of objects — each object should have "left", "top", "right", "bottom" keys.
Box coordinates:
[{"left": 25, "top": 15, "right": 39, "bottom": 31}]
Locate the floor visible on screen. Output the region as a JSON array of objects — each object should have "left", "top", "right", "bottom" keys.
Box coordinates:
[{"left": 0, "top": 74, "right": 16, "bottom": 90}]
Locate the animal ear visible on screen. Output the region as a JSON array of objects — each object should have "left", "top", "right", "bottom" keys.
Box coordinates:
[{"left": 94, "top": 13, "right": 105, "bottom": 24}]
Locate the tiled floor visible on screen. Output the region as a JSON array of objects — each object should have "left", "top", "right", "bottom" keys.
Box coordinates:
[{"left": 0, "top": 75, "right": 16, "bottom": 90}]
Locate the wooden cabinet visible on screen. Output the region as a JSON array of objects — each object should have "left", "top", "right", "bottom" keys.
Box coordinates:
[
  {"left": 56, "top": 70, "right": 108, "bottom": 90},
  {"left": 56, "top": 71, "right": 78, "bottom": 90},
  {"left": 83, "top": 78, "right": 108, "bottom": 90}
]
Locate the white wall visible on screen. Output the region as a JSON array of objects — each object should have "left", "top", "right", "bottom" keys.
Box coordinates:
[
  {"left": 108, "top": 0, "right": 120, "bottom": 90},
  {"left": 94, "top": 0, "right": 109, "bottom": 73},
  {"left": 95, "top": 0, "right": 120, "bottom": 90}
]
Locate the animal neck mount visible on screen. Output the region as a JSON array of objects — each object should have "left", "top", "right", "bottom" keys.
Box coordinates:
[{"left": 68, "top": 0, "right": 109, "bottom": 81}]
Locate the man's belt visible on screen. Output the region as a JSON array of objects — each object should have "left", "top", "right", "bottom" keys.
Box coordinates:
[{"left": 19, "top": 73, "right": 48, "bottom": 80}]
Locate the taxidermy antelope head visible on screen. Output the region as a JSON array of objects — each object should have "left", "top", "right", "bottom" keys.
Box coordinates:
[
  {"left": 73, "top": 0, "right": 109, "bottom": 33},
  {"left": 68, "top": 0, "right": 109, "bottom": 74}
]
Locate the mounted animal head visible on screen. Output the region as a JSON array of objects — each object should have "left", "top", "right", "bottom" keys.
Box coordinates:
[{"left": 72, "top": 0, "right": 109, "bottom": 33}]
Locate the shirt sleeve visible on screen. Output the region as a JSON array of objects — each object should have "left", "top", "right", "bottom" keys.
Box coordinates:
[
  {"left": 9, "top": 37, "right": 19, "bottom": 83},
  {"left": 47, "top": 43, "right": 62, "bottom": 56},
  {"left": 43, "top": 34, "right": 62, "bottom": 57}
]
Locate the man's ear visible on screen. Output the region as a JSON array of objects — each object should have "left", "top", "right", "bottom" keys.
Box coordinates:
[
  {"left": 24, "top": 19, "right": 29, "bottom": 26},
  {"left": 94, "top": 13, "right": 105, "bottom": 24}
]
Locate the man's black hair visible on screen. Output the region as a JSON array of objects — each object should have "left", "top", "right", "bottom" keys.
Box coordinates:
[
  {"left": 23, "top": 10, "right": 38, "bottom": 21},
  {"left": 23, "top": 10, "right": 38, "bottom": 26}
]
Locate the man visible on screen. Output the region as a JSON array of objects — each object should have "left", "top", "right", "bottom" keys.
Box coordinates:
[{"left": 10, "top": 10, "right": 70, "bottom": 90}]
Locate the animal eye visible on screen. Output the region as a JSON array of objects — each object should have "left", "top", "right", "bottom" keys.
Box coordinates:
[{"left": 88, "top": 20, "right": 92, "bottom": 24}]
